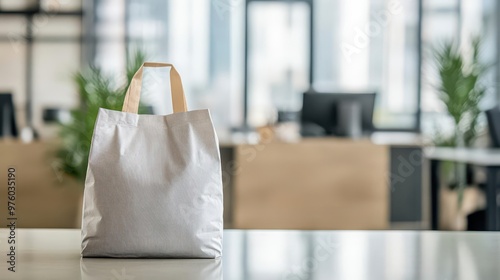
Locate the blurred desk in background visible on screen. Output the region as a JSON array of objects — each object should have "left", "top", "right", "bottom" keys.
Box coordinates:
[
  {"left": 220, "top": 132, "right": 426, "bottom": 230},
  {"left": 232, "top": 138, "right": 389, "bottom": 229},
  {"left": 0, "top": 132, "right": 426, "bottom": 230},
  {"left": 0, "top": 141, "right": 82, "bottom": 228}
]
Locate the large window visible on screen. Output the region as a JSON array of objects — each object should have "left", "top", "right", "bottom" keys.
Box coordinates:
[
  {"left": 313, "top": 0, "right": 420, "bottom": 130},
  {"left": 94, "top": 0, "right": 423, "bottom": 131},
  {"left": 246, "top": 1, "right": 310, "bottom": 126},
  {"left": 245, "top": 0, "right": 420, "bottom": 130},
  {"left": 92, "top": 0, "right": 498, "bottom": 132}
]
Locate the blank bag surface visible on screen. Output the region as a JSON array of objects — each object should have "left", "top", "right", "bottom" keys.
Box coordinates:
[{"left": 81, "top": 63, "right": 223, "bottom": 258}]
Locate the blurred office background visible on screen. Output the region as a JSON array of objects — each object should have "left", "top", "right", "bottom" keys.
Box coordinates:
[{"left": 0, "top": 0, "right": 499, "bottom": 231}]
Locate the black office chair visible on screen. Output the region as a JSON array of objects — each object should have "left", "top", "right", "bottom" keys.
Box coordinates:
[{"left": 486, "top": 106, "right": 500, "bottom": 148}]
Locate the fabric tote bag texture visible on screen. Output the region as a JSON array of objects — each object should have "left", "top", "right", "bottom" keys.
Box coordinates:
[{"left": 81, "top": 62, "right": 223, "bottom": 258}]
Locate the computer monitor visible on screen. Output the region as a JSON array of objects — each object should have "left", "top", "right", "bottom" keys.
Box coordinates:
[
  {"left": 301, "top": 92, "right": 376, "bottom": 137},
  {"left": 0, "top": 93, "right": 18, "bottom": 138}
]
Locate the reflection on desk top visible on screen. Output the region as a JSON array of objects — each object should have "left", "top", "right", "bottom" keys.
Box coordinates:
[
  {"left": 0, "top": 229, "right": 499, "bottom": 280},
  {"left": 425, "top": 147, "right": 500, "bottom": 166}
]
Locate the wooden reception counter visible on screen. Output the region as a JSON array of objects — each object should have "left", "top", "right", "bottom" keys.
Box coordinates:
[{"left": 226, "top": 138, "right": 389, "bottom": 230}]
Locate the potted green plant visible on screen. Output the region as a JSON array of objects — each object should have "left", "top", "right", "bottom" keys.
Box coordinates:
[
  {"left": 56, "top": 51, "right": 148, "bottom": 183},
  {"left": 432, "top": 37, "right": 489, "bottom": 229},
  {"left": 54, "top": 51, "right": 148, "bottom": 226}
]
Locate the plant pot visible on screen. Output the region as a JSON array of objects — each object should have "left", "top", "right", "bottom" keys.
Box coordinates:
[{"left": 440, "top": 186, "right": 485, "bottom": 230}]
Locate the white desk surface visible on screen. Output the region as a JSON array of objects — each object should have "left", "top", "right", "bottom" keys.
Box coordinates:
[
  {"left": 370, "top": 132, "right": 427, "bottom": 146},
  {"left": 425, "top": 147, "right": 500, "bottom": 166},
  {"left": 0, "top": 229, "right": 499, "bottom": 280},
  {"left": 218, "top": 131, "right": 426, "bottom": 148}
]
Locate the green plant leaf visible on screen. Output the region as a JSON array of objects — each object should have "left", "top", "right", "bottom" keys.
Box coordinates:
[{"left": 56, "top": 50, "right": 148, "bottom": 184}]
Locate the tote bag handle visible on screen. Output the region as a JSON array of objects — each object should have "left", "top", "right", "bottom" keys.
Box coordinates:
[{"left": 122, "top": 62, "right": 188, "bottom": 114}]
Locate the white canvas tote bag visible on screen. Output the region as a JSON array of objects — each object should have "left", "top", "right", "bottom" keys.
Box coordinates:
[{"left": 81, "top": 62, "right": 223, "bottom": 258}]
